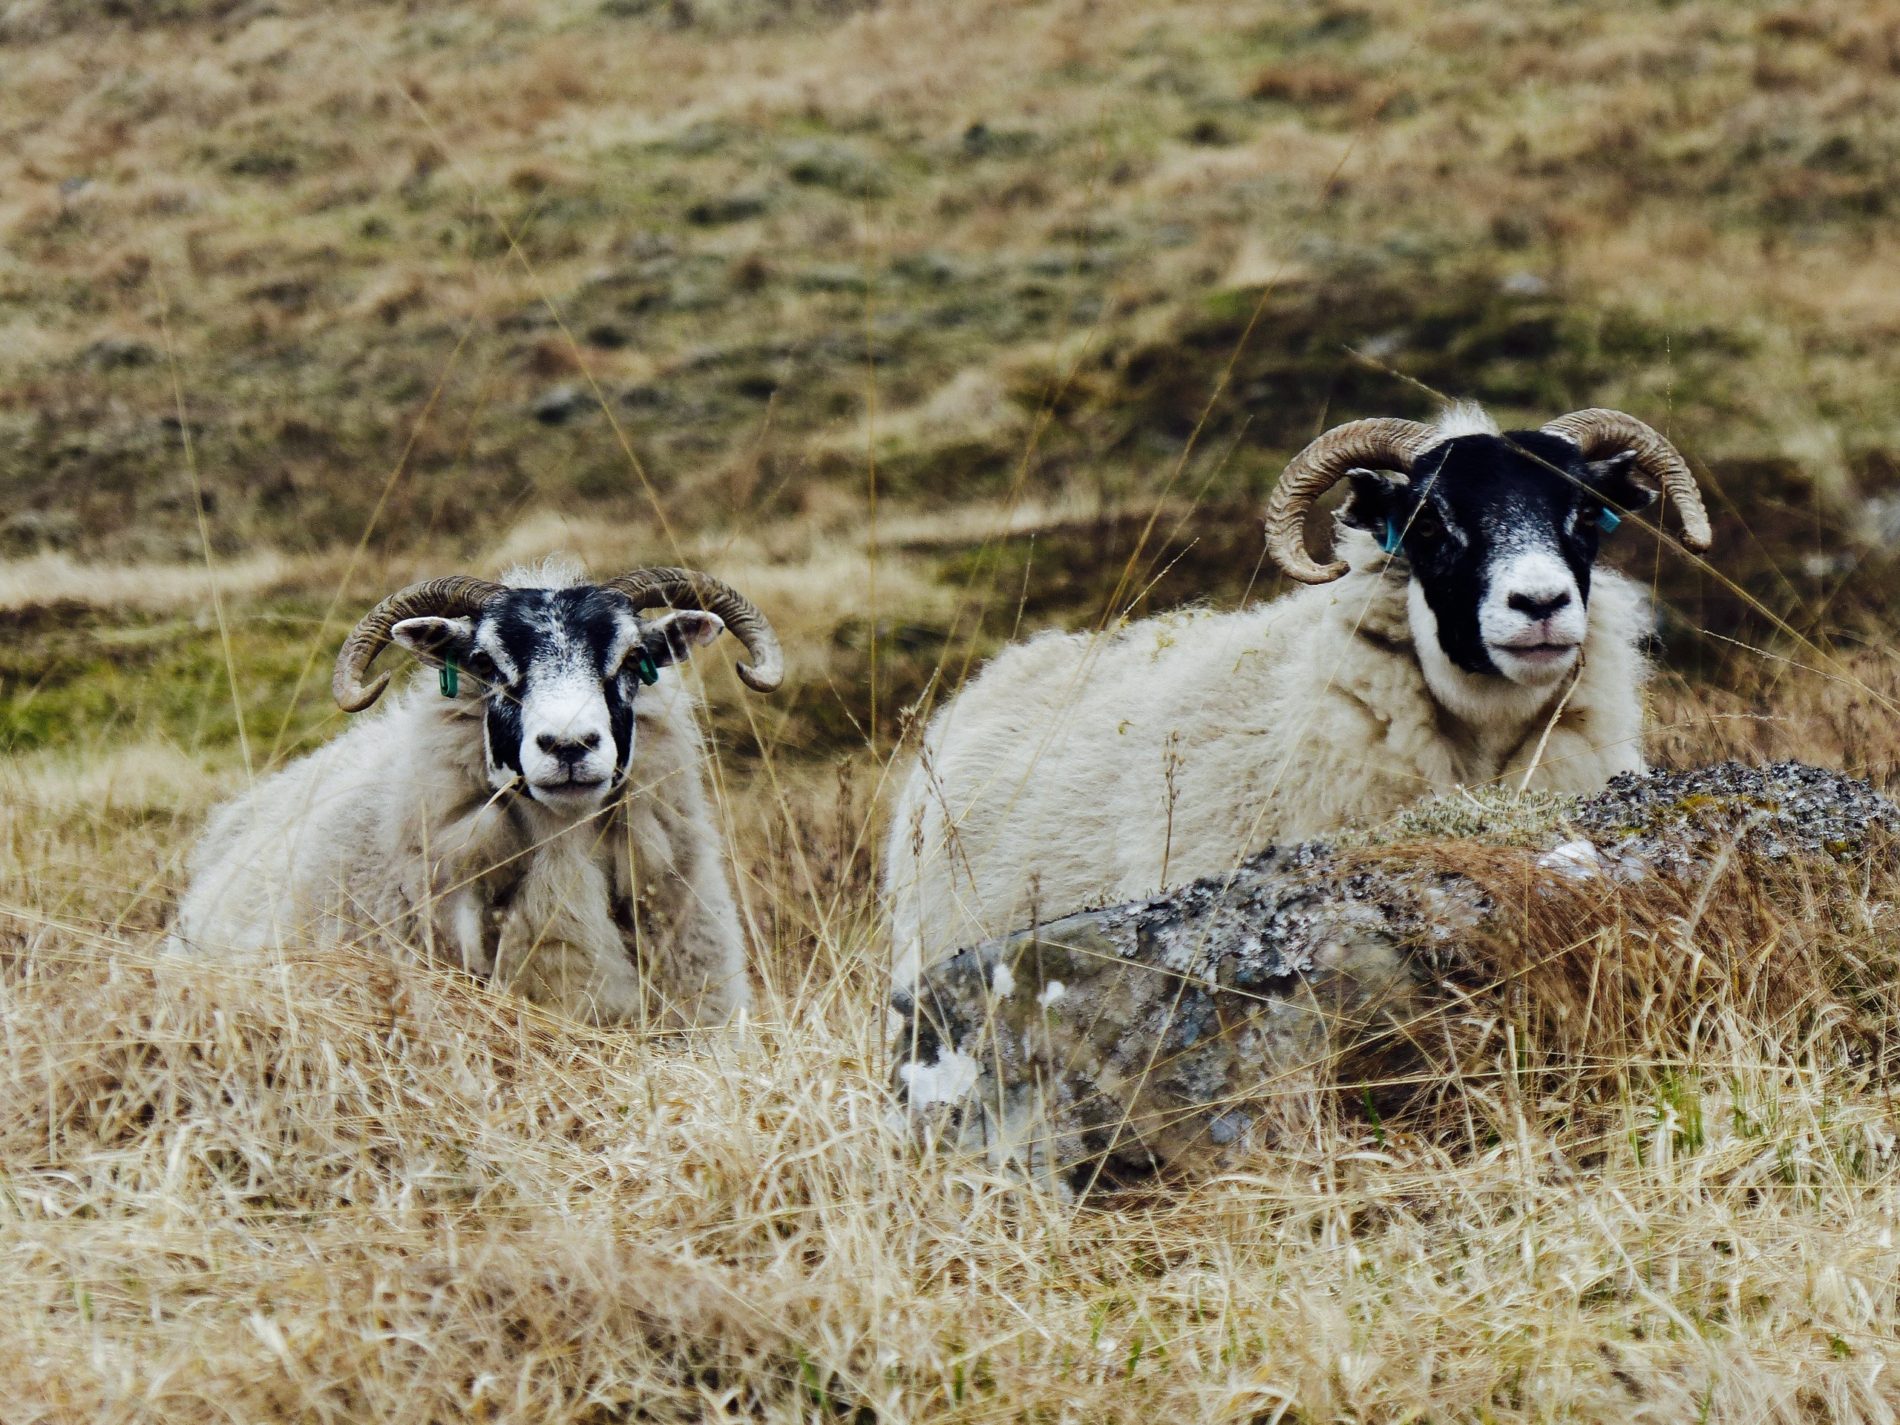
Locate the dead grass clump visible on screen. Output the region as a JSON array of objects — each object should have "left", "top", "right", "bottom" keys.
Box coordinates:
[
  {"left": 1337, "top": 841, "right": 1900, "bottom": 1167},
  {"left": 0, "top": 940, "right": 889, "bottom": 1420},
  {"left": 1651, "top": 648, "right": 1900, "bottom": 788},
  {"left": 1247, "top": 60, "right": 1365, "bottom": 106}
]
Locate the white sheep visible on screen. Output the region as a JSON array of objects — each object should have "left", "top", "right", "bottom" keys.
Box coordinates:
[
  {"left": 884, "top": 405, "right": 1713, "bottom": 984},
  {"left": 170, "top": 558, "right": 782, "bottom": 1027}
]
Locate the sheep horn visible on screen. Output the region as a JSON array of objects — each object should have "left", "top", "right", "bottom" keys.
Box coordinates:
[
  {"left": 332, "top": 575, "right": 506, "bottom": 712},
  {"left": 1264, "top": 418, "right": 1441, "bottom": 583},
  {"left": 602, "top": 567, "right": 784, "bottom": 693},
  {"left": 1541, "top": 408, "right": 1712, "bottom": 553}
]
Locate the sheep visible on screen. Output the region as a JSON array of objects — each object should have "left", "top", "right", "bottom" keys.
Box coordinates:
[
  {"left": 170, "top": 559, "right": 783, "bottom": 1027},
  {"left": 884, "top": 405, "right": 1714, "bottom": 985}
]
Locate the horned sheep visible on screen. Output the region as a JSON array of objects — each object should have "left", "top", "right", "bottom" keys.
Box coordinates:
[
  {"left": 884, "top": 405, "right": 1714, "bottom": 985},
  {"left": 170, "top": 560, "right": 782, "bottom": 1027}
]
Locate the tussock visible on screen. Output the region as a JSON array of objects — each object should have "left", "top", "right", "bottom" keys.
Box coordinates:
[{"left": 1339, "top": 842, "right": 1900, "bottom": 1132}]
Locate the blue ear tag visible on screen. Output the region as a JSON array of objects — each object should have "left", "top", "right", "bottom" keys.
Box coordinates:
[
  {"left": 1597, "top": 508, "right": 1622, "bottom": 535},
  {"left": 1380, "top": 518, "right": 1404, "bottom": 555},
  {"left": 634, "top": 650, "right": 660, "bottom": 687},
  {"left": 439, "top": 654, "right": 459, "bottom": 698}
]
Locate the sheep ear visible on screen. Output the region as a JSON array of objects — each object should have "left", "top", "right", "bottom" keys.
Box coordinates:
[
  {"left": 1584, "top": 450, "right": 1658, "bottom": 513},
  {"left": 1339, "top": 466, "right": 1409, "bottom": 531},
  {"left": 638, "top": 610, "right": 726, "bottom": 671},
  {"left": 391, "top": 615, "right": 477, "bottom": 668}
]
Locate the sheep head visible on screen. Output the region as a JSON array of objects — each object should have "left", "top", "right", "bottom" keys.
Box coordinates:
[
  {"left": 1263, "top": 407, "right": 1713, "bottom": 690},
  {"left": 331, "top": 566, "right": 783, "bottom": 811},
  {"left": 1263, "top": 407, "right": 1712, "bottom": 585}
]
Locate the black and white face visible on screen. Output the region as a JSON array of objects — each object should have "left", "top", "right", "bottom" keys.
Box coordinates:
[
  {"left": 1343, "top": 430, "right": 1657, "bottom": 688},
  {"left": 390, "top": 587, "right": 724, "bottom": 814}
]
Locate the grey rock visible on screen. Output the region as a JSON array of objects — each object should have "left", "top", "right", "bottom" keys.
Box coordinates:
[
  {"left": 1573, "top": 760, "right": 1900, "bottom": 876},
  {"left": 893, "top": 841, "right": 1485, "bottom": 1190},
  {"left": 530, "top": 384, "right": 589, "bottom": 425},
  {"left": 892, "top": 762, "right": 1898, "bottom": 1190}
]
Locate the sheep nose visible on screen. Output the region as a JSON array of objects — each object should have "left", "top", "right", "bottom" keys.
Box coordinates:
[
  {"left": 536, "top": 730, "right": 602, "bottom": 762},
  {"left": 1508, "top": 589, "right": 1572, "bottom": 621}
]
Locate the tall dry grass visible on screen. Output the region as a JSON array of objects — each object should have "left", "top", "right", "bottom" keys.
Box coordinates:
[{"left": 7, "top": 744, "right": 1900, "bottom": 1421}]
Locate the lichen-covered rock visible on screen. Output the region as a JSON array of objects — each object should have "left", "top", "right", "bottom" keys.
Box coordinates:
[
  {"left": 892, "top": 761, "right": 1897, "bottom": 1190},
  {"left": 1572, "top": 760, "right": 1900, "bottom": 875},
  {"left": 893, "top": 844, "right": 1488, "bottom": 1188}
]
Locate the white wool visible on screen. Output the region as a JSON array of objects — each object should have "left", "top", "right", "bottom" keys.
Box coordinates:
[
  {"left": 1429, "top": 400, "right": 1502, "bottom": 444},
  {"left": 1537, "top": 839, "right": 1605, "bottom": 881},
  {"left": 897, "top": 1049, "right": 981, "bottom": 1109},
  {"left": 171, "top": 649, "right": 749, "bottom": 1028},
  {"left": 1037, "top": 980, "right": 1067, "bottom": 1008},
  {"left": 990, "top": 962, "right": 1016, "bottom": 997},
  {"left": 884, "top": 525, "right": 1652, "bottom": 985},
  {"left": 503, "top": 553, "right": 588, "bottom": 589}
]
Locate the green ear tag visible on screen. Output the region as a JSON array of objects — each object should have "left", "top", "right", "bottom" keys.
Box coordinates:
[
  {"left": 634, "top": 651, "right": 660, "bottom": 687},
  {"left": 439, "top": 654, "right": 459, "bottom": 698}
]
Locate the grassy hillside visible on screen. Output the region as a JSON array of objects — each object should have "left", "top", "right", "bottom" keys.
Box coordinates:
[
  {"left": 6, "top": 0, "right": 1900, "bottom": 756},
  {"left": 7, "top": 0, "right": 1900, "bottom": 1419}
]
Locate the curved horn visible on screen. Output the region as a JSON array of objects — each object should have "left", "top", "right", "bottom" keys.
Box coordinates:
[
  {"left": 1542, "top": 408, "right": 1712, "bottom": 553},
  {"left": 332, "top": 575, "right": 505, "bottom": 712},
  {"left": 602, "top": 567, "right": 784, "bottom": 693},
  {"left": 1264, "top": 418, "right": 1440, "bottom": 583}
]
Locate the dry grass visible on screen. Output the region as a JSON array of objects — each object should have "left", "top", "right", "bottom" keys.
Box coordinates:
[
  {"left": 9, "top": 0, "right": 1900, "bottom": 1419},
  {"left": 9, "top": 760, "right": 1900, "bottom": 1421}
]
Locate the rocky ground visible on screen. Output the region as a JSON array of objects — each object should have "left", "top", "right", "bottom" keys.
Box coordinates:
[{"left": 896, "top": 761, "right": 1900, "bottom": 1190}]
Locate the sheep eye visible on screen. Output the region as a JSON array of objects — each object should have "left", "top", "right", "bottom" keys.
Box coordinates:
[
  {"left": 466, "top": 651, "right": 500, "bottom": 683},
  {"left": 1407, "top": 510, "right": 1441, "bottom": 541}
]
